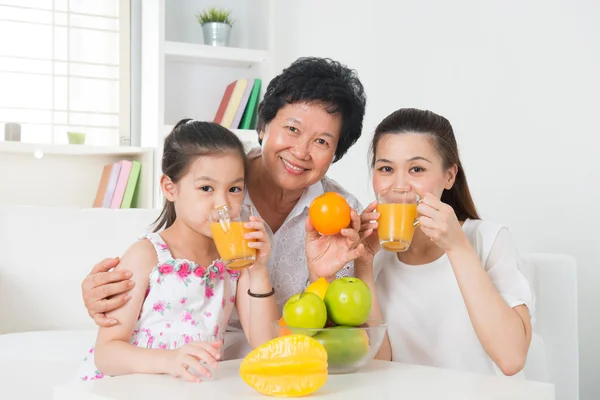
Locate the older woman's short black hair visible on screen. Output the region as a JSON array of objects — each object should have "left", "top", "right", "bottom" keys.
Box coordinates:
[{"left": 256, "top": 57, "right": 366, "bottom": 162}]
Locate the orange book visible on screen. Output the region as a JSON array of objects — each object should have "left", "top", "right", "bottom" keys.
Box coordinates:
[
  {"left": 214, "top": 81, "right": 237, "bottom": 124},
  {"left": 221, "top": 79, "right": 248, "bottom": 128},
  {"left": 93, "top": 164, "right": 113, "bottom": 208}
]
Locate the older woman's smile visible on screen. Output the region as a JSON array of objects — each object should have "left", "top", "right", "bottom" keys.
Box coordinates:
[{"left": 280, "top": 157, "right": 309, "bottom": 175}]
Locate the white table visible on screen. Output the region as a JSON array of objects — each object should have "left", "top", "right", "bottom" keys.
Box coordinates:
[{"left": 53, "top": 359, "right": 554, "bottom": 400}]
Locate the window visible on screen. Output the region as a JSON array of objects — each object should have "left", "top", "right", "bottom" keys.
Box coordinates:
[{"left": 0, "top": 0, "right": 130, "bottom": 146}]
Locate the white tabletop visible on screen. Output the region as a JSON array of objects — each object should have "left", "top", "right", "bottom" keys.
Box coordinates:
[{"left": 53, "top": 359, "right": 554, "bottom": 400}]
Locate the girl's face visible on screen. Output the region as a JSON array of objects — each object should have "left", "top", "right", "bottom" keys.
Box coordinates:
[
  {"left": 161, "top": 152, "right": 245, "bottom": 237},
  {"left": 372, "top": 133, "right": 457, "bottom": 200},
  {"left": 259, "top": 102, "right": 341, "bottom": 192}
]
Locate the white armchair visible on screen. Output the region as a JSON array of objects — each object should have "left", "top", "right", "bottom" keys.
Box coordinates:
[{"left": 523, "top": 253, "right": 579, "bottom": 400}]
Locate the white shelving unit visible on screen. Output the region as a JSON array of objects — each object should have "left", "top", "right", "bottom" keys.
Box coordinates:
[
  {"left": 142, "top": 0, "right": 274, "bottom": 206},
  {"left": 164, "top": 41, "right": 269, "bottom": 67},
  {"left": 0, "top": 142, "right": 154, "bottom": 209}
]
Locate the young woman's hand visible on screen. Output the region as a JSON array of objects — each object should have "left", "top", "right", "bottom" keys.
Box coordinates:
[
  {"left": 417, "top": 193, "right": 468, "bottom": 252},
  {"left": 244, "top": 215, "right": 272, "bottom": 272},
  {"left": 168, "top": 341, "right": 222, "bottom": 382},
  {"left": 306, "top": 209, "right": 365, "bottom": 281},
  {"left": 357, "top": 201, "right": 381, "bottom": 264}
]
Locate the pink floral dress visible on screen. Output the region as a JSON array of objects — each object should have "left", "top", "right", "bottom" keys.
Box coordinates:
[{"left": 75, "top": 233, "right": 240, "bottom": 382}]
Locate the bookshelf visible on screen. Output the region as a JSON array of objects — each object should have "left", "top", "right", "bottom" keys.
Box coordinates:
[
  {"left": 164, "top": 41, "right": 269, "bottom": 67},
  {"left": 142, "top": 0, "right": 274, "bottom": 206},
  {"left": 0, "top": 142, "right": 154, "bottom": 209}
]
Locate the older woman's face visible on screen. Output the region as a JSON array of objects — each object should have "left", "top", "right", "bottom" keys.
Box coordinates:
[{"left": 259, "top": 102, "right": 341, "bottom": 192}]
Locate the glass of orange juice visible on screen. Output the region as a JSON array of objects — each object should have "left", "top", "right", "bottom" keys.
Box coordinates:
[
  {"left": 209, "top": 204, "right": 257, "bottom": 269},
  {"left": 376, "top": 188, "right": 420, "bottom": 252}
]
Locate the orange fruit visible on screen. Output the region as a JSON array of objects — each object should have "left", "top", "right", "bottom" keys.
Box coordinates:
[
  {"left": 277, "top": 316, "right": 293, "bottom": 336},
  {"left": 308, "top": 192, "right": 351, "bottom": 235},
  {"left": 240, "top": 334, "right": 329, "bottom": 397},
  {"left": 305, "top": 277, "right": 329, "bottom": 300}
]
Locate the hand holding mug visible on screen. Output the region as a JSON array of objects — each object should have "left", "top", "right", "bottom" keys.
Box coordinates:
[
  {"left": 416, "top": 193, "right": 467, "bottom": 252},
  {"left": 357, "top": 201, "right": 381, "bottom": 263}
]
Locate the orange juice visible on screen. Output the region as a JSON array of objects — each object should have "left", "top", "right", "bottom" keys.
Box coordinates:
[
  {"left": 376, "top": 203, "right": 418, "bottom": 252},
  {"left": 210, "top": 221, "right": 256, "bottom": 269}
]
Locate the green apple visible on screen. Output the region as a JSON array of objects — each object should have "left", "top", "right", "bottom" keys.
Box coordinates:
[
  {"left": 324, "top": 277, "right": 371, "bottom": 326},
  {"left": 313, "top": 326, "right": 370, "bottom": 366},
  {"left": 282, "top": 292, "right": 327, "bottom": 329}
]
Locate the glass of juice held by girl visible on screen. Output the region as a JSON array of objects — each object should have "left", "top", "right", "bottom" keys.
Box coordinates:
[
  {"left": 209, "top": 204, "right": 256, "bottom": 269},
  {"left": 376, "top": 188, "right": 420, "bottom": 252}
]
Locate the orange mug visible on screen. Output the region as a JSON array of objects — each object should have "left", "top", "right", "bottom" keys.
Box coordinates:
[
  {"left": 376, "top": 188, "right": 420, "bottom": 252},
  {"left": 209, "top": 204, "right": 256, "bottom": 269}
]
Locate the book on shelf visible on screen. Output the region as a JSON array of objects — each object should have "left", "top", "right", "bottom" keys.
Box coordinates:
[
  {"left": 93, "top": 160, "right": 141, "bottom": 209},
  {"left": 214, "top": 78, "right": 262, "bottom": 130}
]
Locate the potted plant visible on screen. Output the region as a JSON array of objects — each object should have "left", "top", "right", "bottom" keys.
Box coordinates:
[{"left": 196, "top": 7, "right": 234, "bottom": 47}]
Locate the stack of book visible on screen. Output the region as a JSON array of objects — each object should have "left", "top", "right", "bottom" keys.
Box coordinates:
[
  {"left": 93, "top": 160, "right": 141, "bottom": 208},
  {"left": 214, "top": 78, "right": 261, "bottom": 129}
]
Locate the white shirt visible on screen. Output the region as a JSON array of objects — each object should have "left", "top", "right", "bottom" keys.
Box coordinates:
[
  {"left": 241, "top": 148, "right": 362, "bottom": 310},
  {"left": 374, "top": 219, "right": 535, "bottom": 377},
  {"left": 225, "top": 148, "right": 362, "bottom": 358}
]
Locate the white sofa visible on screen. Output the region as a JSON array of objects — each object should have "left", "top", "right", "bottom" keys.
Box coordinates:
[
  {"left": 0, "top": 205, "right": 251, "bottom": 399},
  {"left": 0, "top": 205, "right": 576, "bottom": 399},
  {"left": 0, "top": 206, "right": 162, "bottom": 398}
]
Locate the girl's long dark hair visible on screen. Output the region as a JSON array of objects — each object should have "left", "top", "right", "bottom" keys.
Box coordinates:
[{"left": 152, "top": 119, "right": 248, "bottom": 232}]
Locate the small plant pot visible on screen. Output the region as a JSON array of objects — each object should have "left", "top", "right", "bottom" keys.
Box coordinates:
[
  {"left": 202, "top": 22, "right": 231, "bottom": 47},
  {"left": 67, "top": 131, "right": 86, "bottom": 145}
]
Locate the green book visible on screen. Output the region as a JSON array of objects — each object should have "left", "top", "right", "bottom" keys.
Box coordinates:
[
  {"left": 239, "top": 79, "right": 261, "bottom": 130},
  {"left": 120, "top": 160, "right": 141, "bottom": 208}
]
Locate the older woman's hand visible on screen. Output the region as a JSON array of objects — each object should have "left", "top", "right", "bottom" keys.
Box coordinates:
[{"left": 305, "top": 209, "right": 364, "bottom": 282}]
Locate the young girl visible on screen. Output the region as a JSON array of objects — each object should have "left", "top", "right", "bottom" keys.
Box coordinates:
[
  {"left": 75, "top": 119, "right": 278, "bottom": 382},
  {"left": 354, "top": 108, "right": 535, "bottom": 378}
]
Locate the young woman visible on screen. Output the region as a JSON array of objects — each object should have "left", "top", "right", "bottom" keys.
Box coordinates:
[{"left": 355, "top": 108, "right": 535, "bottom": 378}]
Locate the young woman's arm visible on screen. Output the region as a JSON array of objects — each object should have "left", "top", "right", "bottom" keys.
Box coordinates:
[
  {"left": 355, "top": 201, "right": 392, "bottom": 361},
  {"left": 235, "top": 216, "right": 278, "bottom": 348},
  {"left": 354, "top": 259, "right": 392, "bottom": 361},
  {"left": 418, "top": 194, "right": 533, "bottom": 376},
  {"left": 446, "top": 229, "right": 532, "bottom": 376}
]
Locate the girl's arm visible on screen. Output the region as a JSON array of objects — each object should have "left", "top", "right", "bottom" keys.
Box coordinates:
[
  {"left": 94, "top": 240, "right": 173, "bottom": 375},
  {"left": 235, "top": 216, "right": 278, "bottom": 348}
]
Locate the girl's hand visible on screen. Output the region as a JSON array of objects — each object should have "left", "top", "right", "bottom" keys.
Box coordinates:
[
  {"left": 244, "top": 215, "right": 271, "bottom": 270},
  {"left": 357, "top": 201, "right": 381, "bottom": 264},
  {"left": 417, "top": 193, "right": 468, "bottom": 252},
  {"left": 168, "top": 341, "right": 221, "bottom": 382},
  {"left": 306, "top": 209, "right": 365, "bottom": 280}
]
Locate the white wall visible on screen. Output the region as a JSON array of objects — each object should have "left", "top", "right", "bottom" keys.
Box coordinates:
[{"left": 273, "top": 1, "right": 600, "bottom": 398}]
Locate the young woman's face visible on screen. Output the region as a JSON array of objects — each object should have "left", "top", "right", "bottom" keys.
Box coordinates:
[
  {"left": 259, "top": 102, "right": 342, "bottom": 192},
  {"left": 162, "top": 152, "right": 245, "bottom": 236},
  {"left": 372, "top": 133, "right": 456, "bottom": 200}
]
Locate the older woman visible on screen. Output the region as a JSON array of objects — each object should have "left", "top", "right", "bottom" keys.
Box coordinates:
[{"left": 81, "top": 57, "right": 367, "bottom": 336}]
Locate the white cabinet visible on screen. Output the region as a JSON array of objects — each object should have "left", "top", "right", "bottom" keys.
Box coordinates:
[{"left": 0, "top": 142, "right": 154, "bottom": 208}]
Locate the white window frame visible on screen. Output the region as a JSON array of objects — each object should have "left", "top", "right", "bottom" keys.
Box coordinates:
[{"left": 0, "top": 0, "right": 131, "bottom": 146}]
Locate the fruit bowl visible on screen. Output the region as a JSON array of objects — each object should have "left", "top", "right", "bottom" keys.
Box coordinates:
[{"left": 272, "top": 319, "right": 387, "bottom": 374}]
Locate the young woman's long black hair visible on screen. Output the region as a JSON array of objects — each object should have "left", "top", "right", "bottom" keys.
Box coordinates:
[{"left": 370, "top": 108, "right": 480, "bottom": 221}]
